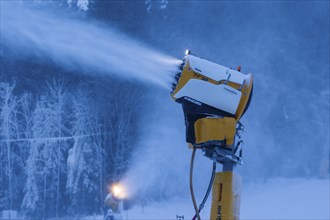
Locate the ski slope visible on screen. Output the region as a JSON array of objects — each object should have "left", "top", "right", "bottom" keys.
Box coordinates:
[
  {"left": 241, "top": 178, "right": 329, "bottom": 219},
  {"left": 84, "top": 178, "right": 329, "bottom": 220}
]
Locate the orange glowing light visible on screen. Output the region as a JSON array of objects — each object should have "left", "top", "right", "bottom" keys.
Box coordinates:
[{"left": 110, "top": 183, "right": 126, "bottom": 199}]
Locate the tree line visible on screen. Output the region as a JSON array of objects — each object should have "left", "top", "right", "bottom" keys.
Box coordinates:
[{"left": 0, "top": 77, "right": 145, "bottom": 218}]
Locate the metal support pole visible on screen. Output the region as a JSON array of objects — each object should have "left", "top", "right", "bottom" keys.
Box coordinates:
[{"left": 210, "top": 171, "right": 242, "bottom": 220}]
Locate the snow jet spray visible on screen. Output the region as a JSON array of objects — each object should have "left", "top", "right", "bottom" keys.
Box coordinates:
[
  {"left": 1, "top": 1, "right": 187, "bottom": 202},
  {"left": 0, "top": 2, "right": 180, "bottom": 89}
]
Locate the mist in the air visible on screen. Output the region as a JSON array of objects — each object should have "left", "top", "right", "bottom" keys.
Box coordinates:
[{"left": 1, "top": 2, "right": 179, "bottom": 89}]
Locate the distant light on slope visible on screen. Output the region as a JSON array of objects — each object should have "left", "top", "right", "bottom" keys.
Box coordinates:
[{"left": 109, "top": 183, "right": 127, "bottom": 199}]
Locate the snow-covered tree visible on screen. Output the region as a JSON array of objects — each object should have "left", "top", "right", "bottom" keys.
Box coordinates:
[
  {"left": 17, "top": 92, "right": 34, "bottom": 160},
  {"left": 108, "top": 86, "right": 137, "bottom": 180},
  {"left": 67, "top": 0, "right": 91, "bottom": 11},
  {"left": 0, "top": 81, "right": 20, "bottom": 210},
  {"left": 66, "top": 89, "right": 104, "bottom": 215},
  {"left": 22, "top": 79, "right": 69, "bottom": 218},
  {"left": 45, "top": 79, "right": 69, "bottom": 217}
]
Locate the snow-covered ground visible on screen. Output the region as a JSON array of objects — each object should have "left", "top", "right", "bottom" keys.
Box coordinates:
[
  {"left": 85, "top": 178, "right": 329, "bottom": 220},
  {"left": 241, "top": 178, "right": 329, "bottom": 219}
]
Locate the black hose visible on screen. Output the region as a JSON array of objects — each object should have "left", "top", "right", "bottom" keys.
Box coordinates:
[
  {"left": 189, "top": 147, "right": 200, "bottom": 220},
  {"left": 192, "top": 161, "right": 216, "bottom": 220}
]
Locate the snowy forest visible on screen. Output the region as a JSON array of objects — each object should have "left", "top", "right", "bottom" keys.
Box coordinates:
[
  {"left": 1, "top": 0, "right": 329, "bottom": 219},
  {"left": 0, "top": 77, "right": 148, "bottom": 217}
]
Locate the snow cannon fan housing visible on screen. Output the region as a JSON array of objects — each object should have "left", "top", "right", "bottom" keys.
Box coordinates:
[{"left": 171, "top": 52, "right": 253, "bottom": 148}]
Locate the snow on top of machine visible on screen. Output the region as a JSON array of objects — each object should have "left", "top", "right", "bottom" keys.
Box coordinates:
[
  {"left": 187, "top": 54, "right": 249, "bottom": 84},
  {"left": 175, "top": 79, "right": 242, "bottom": 114}
]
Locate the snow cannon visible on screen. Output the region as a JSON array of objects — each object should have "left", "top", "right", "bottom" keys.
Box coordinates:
[
  {"left": 111, "top": 183, "right": 126, "bottom": 200},
  {"left": 171, "top": 51, "right": 253, "bottom": 161},
  {"left": 104, "top": 183, "right": 125, "bottom": 215},
  {"left": 171, "top": 50, "right": 253, "bottom": 220}
]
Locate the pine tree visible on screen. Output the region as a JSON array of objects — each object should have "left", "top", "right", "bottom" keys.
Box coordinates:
[
  {"left": 22, "top": 79, "right": 69, "bottom": 218},
  {"left": 66, "top": 90, "right": 104, "bottom": 215},
  {"left": 0, "top": 81, "right": 19, "bottom": 210},
  {"left": 46, "top": 79, "right": 69, "bottom": 217}
]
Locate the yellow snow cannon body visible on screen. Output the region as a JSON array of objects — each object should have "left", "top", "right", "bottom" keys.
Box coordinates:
[{"left": 171, "top": 51, "right": 253, "bottom": 151}]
